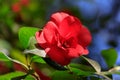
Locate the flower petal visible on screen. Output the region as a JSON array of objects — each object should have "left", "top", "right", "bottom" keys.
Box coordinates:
[
  {"left": 51, "top": 12, "right": 69, "bottom": 26},
  {"left": 47, "top": 47, "right": 70, "bottom": 65},
  {"left": 68, "top": 44, "right": 84, "bottom": 58},
  {"left": 36, "top": 31, "right": 46, "bottom": 44},
  {"left": 43, "top": 21, "right": 58, "bottom": 44},
  {"left": 59, "top": 16, "right": 82, "bottom": 39},
  {"left": 82, "top": 48, "right": 89, "bottom": 55},
  {"left": 36, "top": 31, "right": 49, "bottom": 49},
  {"left": 77, "top": 26, "right": 92, "bottom": 47}
]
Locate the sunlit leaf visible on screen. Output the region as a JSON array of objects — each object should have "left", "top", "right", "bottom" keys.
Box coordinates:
[
  {"left": 19, "top": 27, "right": 39, "bottom": 49},
  {"left": 101, "top": 48, "right": 118, "bottom": 68},
  {"left": 82, "top": 56, "right": 101, "bottom": 72},
  {"left": 10, "top": 49, "right": 27, "bottom": 66},
  {"left": 24, "top": 48, "right": 46, "bottom": 57},
  {"left": 109, "top": 66, "right": 120, "bottom": 73}
]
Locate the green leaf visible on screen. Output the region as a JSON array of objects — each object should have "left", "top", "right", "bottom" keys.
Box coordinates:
[
  {"left": 51, "top": 71, "right": 77, "bottom": 80},
  {"left": 19, "top": 27, "right": 39, "bottom": 49},
  {"left": 109, "top": 66, "right": 120, "bottom": 74},
  {"left": 0, "top": 52, "right": 10, "bottom": 61},
  {"left": 0, "top": 52, "right": 28, "bottom": 69},
  {"left": 31, "top": 55, "right": 46, "bottom": 64},
  {"left": 101, "top": 48, "right": 118, "bottom": 68},
  {"left": 69, "top": 63, "right": 95, "bottom": 72},
  {"left": 82, "top": 56, "right": 101, "bottom": 72},
  {"left": 24, "top": 48, "right": 46, "bottom": 57},
  {"left": 10, "top": 49, "right": 27, "bottom": 66},
  {"left": 71, "top": 68, "right": 93, "bottom": 76},
  {"left": 0, "top": 71, "right": 35, "bottom": 80}
]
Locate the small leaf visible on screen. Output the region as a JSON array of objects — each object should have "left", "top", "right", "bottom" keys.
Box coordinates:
[
  {"left": 101, "top": 48, "right": 118, "bottom": 68},
  {"left": 95, "top": 66, "right": 120, "bottom": 75},
  {"left": 82, "top": 56, "right": 101, "bottom": 72},
  {"left": 19, "top": 27, "right": 39, "bottom": 49},
  {"left": 24, "top": 48, "right": 46, "bottom": 57},
  {"left": 109, "top": 66, "right": 120, "bottom": 73},
  {"left": 29, "top": 36, "right": 37, "bottom": 49},
  {"left": 31, "top": 55, "right": 46, "bottom": 64}
]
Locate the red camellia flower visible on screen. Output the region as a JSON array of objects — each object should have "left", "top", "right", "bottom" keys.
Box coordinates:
[
  {"left": 12, "top": 3, "right": 21, "bottom": 13},
  {"left": 11, "top": 0, "right": 29, "bottom": 13},
  {"left": 36, "top": 12, "right": 92, "bottom": 65}
]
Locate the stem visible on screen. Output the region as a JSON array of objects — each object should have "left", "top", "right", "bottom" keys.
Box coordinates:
[
  {"left": 25, "top": 54, "right": 30, "bottom": 68},
  {"left": 32, "top": 72, "right": 41, "bottom": 80},
  {"left": 66, "top": 65, "right": 73, "bottom": 73},
  {"left": 25, "top": 54, "right": 41, "bottom": 80}
]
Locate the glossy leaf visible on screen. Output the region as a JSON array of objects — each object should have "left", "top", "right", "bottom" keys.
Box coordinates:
[
  {"left": 101, "top": 48, "right": 118, "bottom": 68},
  {"left": 19, "top": 27, "right": 39, "bottom": 49},
  {"left": 82, "top": 56, "right": 101, "bottom": 72}
]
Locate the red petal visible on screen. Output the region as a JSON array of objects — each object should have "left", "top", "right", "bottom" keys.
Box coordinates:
[
  {"left": 36, "top": 31, "right": 46, "bottom": 44},
  {"left": 68, "top": 44, "right": 84, "bottom": 58},
  {"left": 51, "top": 12, "right": 69, "bottom": 26},
  {"left": 78, "top": 26, "right": 92, "bottom": 47},
  {"left": 35, "top": 21, "right": 58, "bottom": 48},
  {"left": 47, "top": 47, "right": 70, "bottom": 65},
  {"left": 59, "top": 16, "right": 82, "bottom": 39},
  {"left": 82, "top": 48, "right": 89, "bottom": 55},
  {"left": 43, "top": 21, "right": 58, "bottom": 44},
  {"left": 36, "top": 31, "right": 50, "bottom": 49}
]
